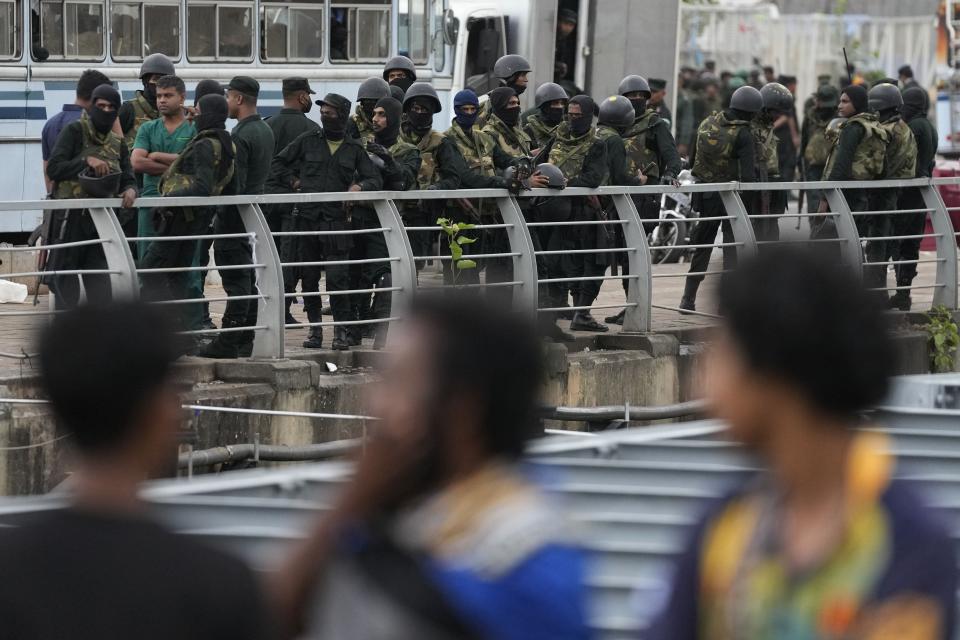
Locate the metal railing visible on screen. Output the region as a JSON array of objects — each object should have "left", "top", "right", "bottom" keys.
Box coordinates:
[{"left": 3, "top": 177, "right": 957, "bottom": 358}]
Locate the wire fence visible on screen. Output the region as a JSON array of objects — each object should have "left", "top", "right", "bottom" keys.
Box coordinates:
[{"left": 1, "top": 177, "right": 956, "bottom": 358}]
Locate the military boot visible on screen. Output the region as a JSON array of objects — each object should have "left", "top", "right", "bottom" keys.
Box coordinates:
[
  {"left": 570, "top": 312, "right": 609, "bottom": 332},
  {"left": 889, "top": 289, "right": 912, "bottom": 312},
  {"left": 679, "top": 278, "right": 699, "bottom": 314},
  {"left": 302, "top": 309, "right": 323, "bottom": 349},
  {"left": 196, "top": 338, "right": 239, "bottom": 359},
  {"left": 605, "top": 309, "right": 626, "bottom": 325},
  {"left": 332, "top": 326, "right": 351, "bottom": 351}
]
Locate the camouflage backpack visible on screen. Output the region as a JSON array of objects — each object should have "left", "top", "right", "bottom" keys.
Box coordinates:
[
  {"left": 750, "top": 119, "right": 779, "bottom": 178},
  {"left": 597, "top": 125, "right": 637, "bottom": 183},
  {"left": 691, "top": 111, "right": 751, "bottom": 183},
  {"left": 122, "top": 91, "right": 159, "bottom": 150},
  {"left": 548, "top": 122, "right": 596, "bottom": 179},
  {"left": 622, "top": 109, "right": 662, "bottom": 179},
  {"left": 482, "top": 115, "right": 532, "bottom": 158},
  {"left": 352, "top": 106, "right": 376, "bottom": 144},
  {"left": 880, "top": 117, "right": 918, "bottom": 180},
  {"left": 54, "top": 111, "right": 123, "bottom": 200},
  {"left": 803, "top": 113, "right": 833, "bottom": 167},
  {"left": 160, "top": 130, "right": 236, "bottom": 197},
  {"left": 823, "top": 112, "right": 889, "bottom": 181},
  {"left": 445, "top": 121, "right": 497, "bottom": 177},
  {"left": 387, "top": 138, "right": 420, "bottom": 190},
  {"left": 525, "top": 113, "right": 560, "bottom": 149},
  {"left": 401, "top": 128, "right": 445, "bottom": 190}
]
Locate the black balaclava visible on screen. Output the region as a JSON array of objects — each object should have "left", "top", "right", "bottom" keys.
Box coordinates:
[
  {"left": 88, "top": 84, "right": 121, "bottom": 135},
  {"left": 360, "top": 98, "right": 377, "bottom": 120},
  {"left": 194, "top": 79, "right": 224, "bottom": 107},
  {"left": 568, "top": 95, "right": 596, "bottom": 136},
  {"left": 901, "top": 87, "right": 928, "bottom": 122},
  {"left": 506, "top": 74, "right": 527, "bottom": 96},
  {"left": 541, "top": 101, "right": 565, "bottom": 126},
  {"left": 489, "top": 87, "right": 519, "bottom": 127},
  {"left": 374, "top": 97, "right": 402, "bottom": 147},
  {"left": 142, "top": 76, "right": 157, "bottom": 106},
  {"left": 194, "top": 94, "right": 235, "bottom": 167},
  {"left": 406, "top": 97, "right": 434, "bottom": 134},
  {"left": 629, "top": 95, "right": 648, "bottom": 118},
  {"left": 320, "top": 95, "right": 350, "bottom": 140},
  {"left": 389, "top": 74, "right": 414, "bottom": 94},
  {"left": 843, "top": 85, "right": 868, "bottom": 115}
]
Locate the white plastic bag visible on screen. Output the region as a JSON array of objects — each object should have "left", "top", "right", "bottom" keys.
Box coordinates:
[{"left": 0, "top": 279, "right": 28, "bottom": 303}]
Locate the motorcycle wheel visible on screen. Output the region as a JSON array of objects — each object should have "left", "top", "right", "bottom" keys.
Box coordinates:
[{"left": 649, "top": 219, "right": 688, "bottom": 264}]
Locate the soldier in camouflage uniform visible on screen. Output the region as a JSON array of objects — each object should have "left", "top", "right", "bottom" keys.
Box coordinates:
[
  {"left": 523, "top": 82, "right": 569, "bottom": 150},
  {"left": 347, "top": 78, "right": 391, "bottom": 143},
  {"left": 799, "top": 84, "right": 840, "bottom": 213},
  {"left": 867, "top": 83, "right": 918, "bottom": 298},
  {"left": 750, "top": 83, "right": 793, "bottom": 242},
  {"left": 889, "top": 88, "right": 938, "bottom": 310},
  {"left": 272, "top": 93, "right": 382, "bottom": 351},
  {"left": 398, "top": 83, "right": 465, "bottom": 271},
  {"left": 819, "top": 85, "right": 891, "bottom": 290},
  {"left": 538, "top": 95, "right": 609, "bottom": 332},
  {"left": 140, "top": 94, "right": 236, "bottom": 316},
  {"left": 46, "top": 84, "right": 138, "bottom": 309},
  {"left": 476, "top": 54, "right": 531, "bottom": 129},
  {"left": 352, "top": 96, "right": 421, "bottom": 348},
  {"left": 443, "top": 89, "right": 524, "bottom": 289},
  {"left": 680, "top": 86, "right": 760, "bottom": 313}
]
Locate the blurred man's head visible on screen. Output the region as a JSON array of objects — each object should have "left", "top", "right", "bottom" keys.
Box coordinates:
[
  {"left": 370, "top": 294, "right": 543, "bottom": 489},
  {"left": 39, "top": 302, "right": 181, "bottom": 476},
  {"left": 706, "top": 248, "right": 893, "bottom": 450}
]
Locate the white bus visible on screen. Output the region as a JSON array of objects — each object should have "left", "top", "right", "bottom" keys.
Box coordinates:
[{"left": 0, "top": 0, "right": 681, "bottom": 234}]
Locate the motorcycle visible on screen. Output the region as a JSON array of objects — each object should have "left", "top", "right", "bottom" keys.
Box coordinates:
[{"left": 648, "top": 169, "right": 699, "bottom": 264}]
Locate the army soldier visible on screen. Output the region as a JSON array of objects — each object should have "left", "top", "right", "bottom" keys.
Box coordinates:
[
  {"left": 477, "top": 54, "right": 532, "bottom": 127},
  {"left": 140, "top": 94, "right": 235, "bottom": 318},
  {"left": 680, "top": 86, "right": 760, "bottom": 313},
  {"left": 198, "top": 77, "right": 275, "bottom": 359},
  {"left": 889, "top": 87, "right": 938, "bottom": 310},
  {"left": 272, "top": 93, "right": 382, "bottom": 351},
  {"left": 648, "top": 78, "right": 672, "bottom": 125},
  {"left": 539, "top": 95, "right": 608, "bottom": 331},
  {"left": 596, "top": 95, "right": 646, "bottom": 326},
  {"left": 750, "top": 82, "right": 792, "bottom": 242},
  {"left": 347, "top": 78, "right": 391, "bottom": 143},
  {"left": 383, "top": 55, "right": 417, "bottom": 94},
  {"left": 799, "top": 84, "right": 840, "bottom": 213},
  {"left": 523, "top": 82, "right": 569, "bottom": 149},
  {"left": 46, "top": 84, "right": 138, "bottom": 309},
  {"left": 867, "top": 83, "right": 917, "bottom": 298},
  {"left": 443, "top": 89, "right": 525, "bottom": 289},
  {"left": 119, "top": 53, "right": 176, "bottom": 152},
  {"left": 818, "top": 85, "right": 890, "bottom": 288},
  {"left": 353, "top": 97, "right": 421, "bottom": 348},
  {"left": 399, "top": 82, "right": 464, "bottom": 269}
]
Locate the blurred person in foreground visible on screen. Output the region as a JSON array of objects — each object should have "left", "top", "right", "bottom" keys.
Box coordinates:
[
  {"left": 647, "top": 248, "right": 957, "bottom": 640},
  {"left": 272, "top": 294, "right": 590, "bottom": 640},
  {"left": 0, "top": 302, "right": 269, "bottom": 639}
]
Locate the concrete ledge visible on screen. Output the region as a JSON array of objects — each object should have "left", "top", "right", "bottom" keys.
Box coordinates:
[
  {"left": 597, "top": 333, "right": 680, "bottom": 357},
  {"left": 215, "top": 360, "right": 316, "bottom": 390}
]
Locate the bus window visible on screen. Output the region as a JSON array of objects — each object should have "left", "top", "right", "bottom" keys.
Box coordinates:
[
  {"left": 0, "top": 0, "right": 20, "bottom": 59},
  {"left": 187, "top": 0, "right": 253, "bottom": 61},
  {"left": 398, "top": 0, "right": 427, "bottom": 63},
  {"left": 431, "top": 0, "right": 445, "bottom": 72},
  {"left": 111, "top": 1, "right": 180, "bottom": 60},
  {"left": 38, "top": 0, "right": 104, "bottom": 60},
  {"left": 329, "top": 0, "right": 390, "bottom": 63},
  {"left": 261, "top": 0, "right": 323, "bottom": 62}
]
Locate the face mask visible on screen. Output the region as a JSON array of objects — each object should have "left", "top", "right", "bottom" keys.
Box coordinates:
[
  {"left": 569, "top": 114, "right": 591, "bottom": 136},
  {"left": 390, "top": 76, "right": 414, "bottom": 93},
  {"left": 88, "top": 107, "right": 118, "bottom": 135},
  {"left": 360, "top": 100, "right": 376, "bottom": 120},
  {"left": 498, "top": 106, "right": 521, "bottom": 127},
  {"left": 630, "top": 98, "right": 646, "bottom": 117},
  {"left": 322, "top": 114, "right": 346, "bottom": 140},
  {"left": 407, "top": 110, "right": 433, "bottom": 132},
  {"left": 542, "top": 105, "right": 564, "bottom": 126},
  {"left": 454, "top": 108, "right": 478, "bottom": 130},
  {"left": 195, "top": 112, "right": 225, "bottom": 132},
  {"left": 143, "top": 81, "right": 157, "bottom": 105}
]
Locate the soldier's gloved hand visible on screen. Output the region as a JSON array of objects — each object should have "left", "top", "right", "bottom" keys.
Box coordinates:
[
  {"left": 366, "top": 142, "right": 394, "bottom": 163},
  {"left": 660, "top": 174, "right": 679, "bottom": 187},
  {"left": 505, "top": 177, "right": 525, "bottom": 195}
]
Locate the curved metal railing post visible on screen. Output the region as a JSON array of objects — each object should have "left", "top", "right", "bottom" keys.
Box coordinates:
[
  {"left": 822, "top": 187, "right": 864, "bottom": 277},
  {"left": 920, "top": 183, "right": 959, "bottom": 309},
  {"left": 372, "top": 199, "right": 418, "bottom": 334},
  {"left": 718, "top": 188, "right": 757, "bottom": 258},
  {"left": 496, "top": 196, "right": 538, "bottom": 313},
  {"left": 89, "top": 207, "right": 138, "bottom": 300},
  {"left": 610, "top": 193, "right": 652, "bottom": 333},
  {"left": 238, "top": 203, "right": 284, "bottom": 359}
]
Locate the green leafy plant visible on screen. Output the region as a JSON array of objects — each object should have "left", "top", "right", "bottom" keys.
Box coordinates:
[
  {"left": 925, "top": 306, "right": 960, "bottom": 373},
  {"left": 436, "top": 217, "right": 477, "bottom": 285}
]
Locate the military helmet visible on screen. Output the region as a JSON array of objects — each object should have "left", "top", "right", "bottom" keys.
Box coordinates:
[
  {"left": 402, "top": 81, "right": 442, "bottom": 113},
  {"left": 535, "top": 163, "right": 566, "bottom": 189},
  {"left": 78, "top": 168, "right": 121, "bottom": 198},
  {"left": 494, "top": 54, "right": 532, "bottom": 81},
  {"left": 598, "top": 95, "right": 635, "bottom": 129},
  {"left": 382, "top": 55, "right": 417, "bottom": 81},
  {"left": 868, "top": 82, "right": 903, "bottom": 112},
  {"left": 534, "top": 82, "right": 568, "bottom": 108},
  {"left": 618, "top": 75, "right": 651, "bottom": 97},
  {"left": 357, "top": 77, "right": 391, "bottom": 101},
  {"left": 760, "top": 82, "right": 793, "bottom": 113},
  {"left": 826, "top": 117, "right": 847, "bottom": 135},
  {"left": 139, "top": 53, "right": 175, "bottom": 79},
  {"left": 729, "top": 86, "right": 764, "bottom": 113},
  {"left": 727, "top": 76, "right": 746, "bottom": 90}
]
